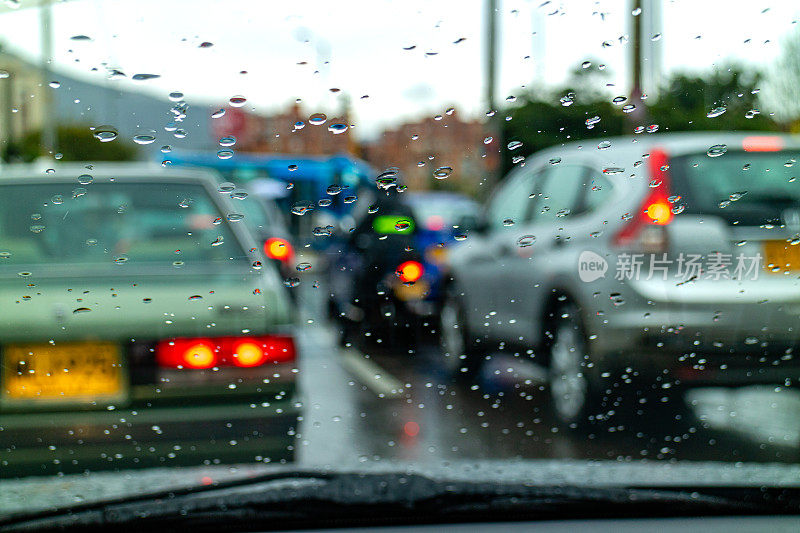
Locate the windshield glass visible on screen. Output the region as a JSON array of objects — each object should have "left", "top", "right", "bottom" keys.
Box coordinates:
[
  {"left": 0, "top": 181, "right": 244, "bottom": 266},
  {"left": 4, "top": 0, "right": 800, "bottom": 526}
]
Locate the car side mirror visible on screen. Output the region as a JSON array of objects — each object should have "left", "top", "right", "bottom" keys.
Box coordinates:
[{"left": 455, "top": 214, "right": 488, "bottom": 234}]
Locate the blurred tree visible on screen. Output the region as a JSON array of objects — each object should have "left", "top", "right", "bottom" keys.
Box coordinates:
[
  {"left": 4, "top": 125, "right": 137, "bottom": 163},
  {"left": 500, "top": 62, "right": 779, "bottom": 177},
  {"left": 767, "top": 28, "right": 800, "bottom": 130},
  {"left": 648, "top": 65, "right": 779, "bottom": 134}
]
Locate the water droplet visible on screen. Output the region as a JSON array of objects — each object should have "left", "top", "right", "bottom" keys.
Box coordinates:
[
  {"left": 433, "top": 166, "right": 453, "bottom": 179},
  {"left": 210, "top": 236, "right": 224, "bottom": 247},
  {"left": 344, "top": 195, "right": 357, "bottom": 204},
  {"left": 707, "top": 144, "right": 728, "bottom": 158},
  {"left": 368, "top": 205, "right": 379, "bottom": 214},
  {"left": 173, "top": 129, "right": 187, "bottom": 139},
  {"left": 483, "top": 136, "right": 493, "bottom": 144},
  {"left": 291, "top": 202, "right": 314, "bottom": 216},
  {"left": 706, "top": 106, "right": 727, "bottom": 118},
  {"left": 326, "top": 185, "right": 342, "bottom": 195},
  {"left": 114, "top": 255, "right": 128, "bottom": 264},
  {"left": 218, "top": 182, "right": 236, "bottom": 193},
  {"left": 309, "top": 113, "right": 327, "bottom": 125},
  {"left": 549, "top": 157, "right": 562, "bottom": 165},
  {"left": 517, "top": 235, "right": 536, "bottom": 247},
  {"left": 582, "top": 61, "right": 592, "bottom": 69},
  {"left": 70, "top": 34, "right": 92, "bottom": 41},
  {"left": 634, "top": 125, "right": 645, "bottom": 134},
  {"left": 72, "top": 187, "right": 87, "bottom": 198},
  {"left": 598, "top": 140, "right": 612, "bottom": 150},
  {"left": 585, "top": 116, "right": 601, "bottom": 127},
  {"left": 229, "top": 95, "right": 247, "bottom": 107},
  {"left": 559, "top": 94, "right": 574, "bottom": 106},
  {"left": 160, "top": 145, "right": 172, "bottom": 153},
  {"left": 73, "top": 307, "right": 91, "bottom": 314},
  {"left": 284, "top": 278, "right": 301, "bottom": 288},
  {"left": 328, "top": 123, "right": 348, "bottom": 134},
  {"left": 217, "top": 149, "right": 234, "bottom": 159},
  {"left": 230, "top": 191, "right": 248, "bottom": 200},
  {"left": 612, "top": 95, "right": 627, "bottom": 105},
  {"left": 622, "top": 104, "right": 636, "bottom": 114},
  {"left": 507, "top": 140, "right": 523, "bottom": 151},
  {"left": 211, "top": 108, "right": 226, "bottom": 119},
  {"left": 227, "top": 213, "right": 245, "bottom": 222},
  {"left": 251, "top": 261, "right": 263, "bottom": 270},
  {"left": 395, "top": 219, "right": 412, "bottom": 231},
  {"left": 296, "top": 262, "right": 312, "bottom": 272},
  {"left": 93, "top": 125, "right": 118, "bottom": 142},
  {"left": 646, "top": 124, "right": 659, "bottom": 133},
  {"left": 287, "top": 164, "right": 298, "bottom": 172},
  {"left": 29, "top": 224, "right": 45, "bottom": 233},
  {"left": 293, "top": 121, "right": 305, "bottom": 130},
  {"left": 77, "top": 174, "right": 93, "bottom": 185},
  {"left": 318, "top": 198, "right": 332, "bottom": 207},
  {"left": 219, "top": 136, "right": 236, "bottom": 147},
  {"left": 133, "top": 133, "right": 156, "bottom": 145},
  {"left": 51, "top": 194, "right": 64, "bottom": 205},
  {"left": 132, "top": 73, "right": 160, "bottom": 81},
  {"left": 651, "top": 33, "right": 662, "bottom": 41},
  {"left": 502, "top": 218, "right": 515, "bottom": 226},
  {"left": 603, "top": 167, "right": 625, "bottom": 175},
  {"left": 49, "top": 80, "right": 60, "bottom": 88}
]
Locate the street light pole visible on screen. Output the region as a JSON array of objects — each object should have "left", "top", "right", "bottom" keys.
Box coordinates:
[
  {"left": 485, "top": 0, "right": 501, "bottom": 184},
  {"left": 40, "top": 0, "right": 56, "bottom": 156}
]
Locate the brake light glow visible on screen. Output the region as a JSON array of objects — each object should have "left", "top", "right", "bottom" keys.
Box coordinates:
[
  {"left": 264, "top": 237, "right": 293, "bottom": 262},
  {"left": 743, "top": 135, "right": 783, "bottom": 152},
  {"left": 157, "top": 335, "right": 296, "bottom": 369},
  {"left": 397, "top": 260, "right": 424, "bottom": 283},
  {"left": 614, "top": 148, "right": 673, "bottom": 246}
]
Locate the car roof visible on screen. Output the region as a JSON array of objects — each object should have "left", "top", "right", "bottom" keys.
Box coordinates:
[
  {"left": 534, "top": 131, "right": 800, "bottom": 162},
  {"left": 0, "top": 162, "right": 221, "bottom": 184}
]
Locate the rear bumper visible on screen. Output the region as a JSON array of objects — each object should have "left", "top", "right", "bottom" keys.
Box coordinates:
[{"left": 0, "top": 389, "right": 299, "bottom": 479}]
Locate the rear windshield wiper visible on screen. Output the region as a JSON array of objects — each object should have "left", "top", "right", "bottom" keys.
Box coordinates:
[{"left": 3, "top": 471, "right": 800, "bottom": 532}]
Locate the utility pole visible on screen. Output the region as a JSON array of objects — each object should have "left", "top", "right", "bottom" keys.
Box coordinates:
[
  {"left": 628, "top": 0, "right": 650, "bottom": 127},
  {"left": 40, "top": 0, "right": 56, "bottom": 156},
  {"left": 485, "top": 0, "right": 501, "bottom": 183}
]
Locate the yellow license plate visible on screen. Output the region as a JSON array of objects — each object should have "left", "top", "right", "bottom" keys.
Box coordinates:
[
  {"left": 763, "top": 240, "right": 800, "bottom": 273},
  {"left": 394, "top": 280, "right": 430, "bottom": 301},
  {"left": 2, "top": 342, "right": 124, "bottom": 404}
]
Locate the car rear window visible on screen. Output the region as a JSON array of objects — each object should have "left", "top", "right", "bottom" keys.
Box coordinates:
[
  {"left": 0, "top": 182, "right": 246, "bottom": 267},
  {"left": 671, "top": 150, "right": 800, "bottom": 225}
]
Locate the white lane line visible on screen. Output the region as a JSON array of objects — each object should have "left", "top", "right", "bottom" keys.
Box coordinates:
[{"left": 339, "top": 348, "right": 404, "bottom": 399}]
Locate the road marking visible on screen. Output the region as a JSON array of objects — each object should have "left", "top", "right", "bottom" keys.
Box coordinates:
[{"left": 339, "top": 348, "right": 404, "bottom": 398}]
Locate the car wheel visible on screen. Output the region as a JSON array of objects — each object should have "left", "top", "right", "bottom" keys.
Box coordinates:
[
  {"left": 439, "top": 287, "right": 482, "bottom": 379},
  {"left": 548, "top": 303, "right": 596, "bottom": 427}
]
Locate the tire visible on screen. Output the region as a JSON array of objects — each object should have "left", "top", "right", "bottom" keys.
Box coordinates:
[
  {"left": 439, "top": 286, "right": 482, "bottom": 380},
  {"left": 547, "top": 303, "right": 599, "bottom": 427}
]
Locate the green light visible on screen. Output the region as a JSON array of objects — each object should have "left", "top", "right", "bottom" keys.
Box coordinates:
[{"left": 372, "top": 215, "right": 415, "bottom": 234}]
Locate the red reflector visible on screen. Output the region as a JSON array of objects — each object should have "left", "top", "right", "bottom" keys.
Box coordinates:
[
  {"left": 743, "top": 136, "right": 783, "bottom": 152},
  {"left": 157, "top": 335, "right": 296, "bottom": 369},
  {"left": 397, "top": 260, "right": 424, "bottom": 283},
  {"left": 264, "top": 238, "right": 294, "bottom": 262}
]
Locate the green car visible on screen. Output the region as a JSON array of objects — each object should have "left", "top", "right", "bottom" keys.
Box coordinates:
[{"left": 0, "top": 163, "right": 299, "bottom": 477}]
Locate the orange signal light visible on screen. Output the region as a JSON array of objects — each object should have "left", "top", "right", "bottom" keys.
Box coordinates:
[
  {"left": 264, "top": 237, "right": 293, "bottom": 262},
  {"left": 645, "top": 200, "right": 673, "bottom": 225}
]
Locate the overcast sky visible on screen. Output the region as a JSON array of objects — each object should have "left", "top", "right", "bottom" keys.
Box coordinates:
[{"left": 0, "top": 0, "right": 798, "bottom": 138}]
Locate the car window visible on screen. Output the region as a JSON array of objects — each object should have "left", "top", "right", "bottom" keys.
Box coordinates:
[
  {"left": 583, "top": 173, "right": 614, "bottom": 213},
  {"left": 530, "top": 164, "right": 589, "bottom": 221},
  {"left": 486, "top": 169, "right": 538, "bottom": 228}
]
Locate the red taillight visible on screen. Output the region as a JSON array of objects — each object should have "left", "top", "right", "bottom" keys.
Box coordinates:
[
  {"left": 614, "top": 148, "right": 673, "bottom": 247},
  {"left": 264, "top": 237, "right": 294, "bottom": 263},
  {"left": 157, "top": 335, "right": 296, "bottom": 369},
  {"left": 397, "top": 260, "right": 424, "bottom": 283}
]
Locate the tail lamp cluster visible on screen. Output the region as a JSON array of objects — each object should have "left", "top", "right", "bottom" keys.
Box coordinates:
[
  {"left": 156, "top": 335, "right": 296, "bottom": 369},
  {"left": 613, "top": 147, "right": 674, "bottom": 249}
]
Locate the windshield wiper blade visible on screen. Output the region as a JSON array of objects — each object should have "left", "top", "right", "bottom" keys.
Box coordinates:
[{"left": 3, "top": 472, "right": 799, "bottom": 532}]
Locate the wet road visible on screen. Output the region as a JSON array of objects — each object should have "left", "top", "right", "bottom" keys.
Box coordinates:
[{"left": 296, "top": 281, "right": 800, "bottom": 467}]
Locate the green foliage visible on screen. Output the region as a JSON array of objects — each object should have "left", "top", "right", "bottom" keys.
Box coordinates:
[
  {"left": 4, "top": 125, "right": 137, "bottom": 163},
  {"left": 501, "top": 64, "right": 781, "bottom": 176}
]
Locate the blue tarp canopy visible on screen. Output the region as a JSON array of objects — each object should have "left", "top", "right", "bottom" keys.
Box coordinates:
[{"left": 166, "top": 150, "right": 374, "bottom": 185}]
